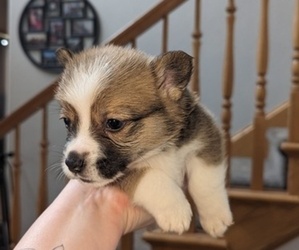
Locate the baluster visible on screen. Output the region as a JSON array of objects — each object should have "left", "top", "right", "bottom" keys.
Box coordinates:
[
  {"left": 222, "top": 0, "right": 236, "bottom": 183},
  {"left": 37, "top": 106, "right": 49, "bottom": 215},
  {"left": 162, "top": 15, "right": 168, "bottom": 53},
  {"left": 120, "top": 233, "right": 134, "bottom": 250},
  {"left": 190, "top": 0, "right": 201, "bottom": 95},
  {"left": 131, "top": 39, "right": 136, "bottom": 48},
  {"left": 284, "top": 0, "right": 299, "bottom": 195},
  {"left": 10, "top": 126, "right": 21, "bottom": 245},
  {"left": 251, "top": 0, "right": 269, "bottom": 190}
]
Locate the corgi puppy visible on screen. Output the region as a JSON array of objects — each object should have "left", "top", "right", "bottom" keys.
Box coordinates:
[{"left": 55, "top": 45, "right": 233, "bottom": 237}]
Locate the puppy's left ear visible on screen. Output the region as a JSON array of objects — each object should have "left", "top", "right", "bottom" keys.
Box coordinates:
[
  {"left": 56, "top": 48, "right": 74, "bottom": 66},
  {"left": 151, "top": 51, "right": 193, "bottom": 101}
]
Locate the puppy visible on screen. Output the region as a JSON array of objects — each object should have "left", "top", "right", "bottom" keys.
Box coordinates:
[{"left": 55, "top": 45, "right": 233, "bottom": 237}]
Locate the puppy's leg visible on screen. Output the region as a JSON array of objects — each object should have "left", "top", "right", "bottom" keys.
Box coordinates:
[
  {"left": 132, "top": 168, "right": 192, "bottom": 234},
  {"left": 186, "top": 156, "right": 233, "bottom": 237}
]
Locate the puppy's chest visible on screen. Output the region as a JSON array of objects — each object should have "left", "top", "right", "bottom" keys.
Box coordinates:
[{"left": 136, "top": 140, "right": 199, "bottom": 184}]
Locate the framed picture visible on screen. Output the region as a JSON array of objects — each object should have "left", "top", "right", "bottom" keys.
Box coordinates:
[
  {"left": 28, "top": 7, "right": 44, "bottom": 31},
  {"left": 42, "top": 49, "right": 60, "bottom": 67},
  {"left": 72, "top": 19, "right": 94, "bottom": 37},
  {"left": 25, "top": 33, "right": 47, "bottom": 49},
  {"left": 62, "top": 1, "right": 85, "bottom": 18},
  {"left": 48, "top": 19, "right": 64, "bottom": 36},
  {"left": 48, "top": 19, "right": 64, "bottom": 46},
  {"left": 66, "top": 37, "right": 83, "bottom": 52},
  {"left": 46, "top": 0, "right": 61, "bottom": 17}
]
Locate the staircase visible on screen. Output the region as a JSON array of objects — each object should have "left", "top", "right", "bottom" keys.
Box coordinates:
[{"left": 1, "top": 0, "right": 299, "bottom": 249}]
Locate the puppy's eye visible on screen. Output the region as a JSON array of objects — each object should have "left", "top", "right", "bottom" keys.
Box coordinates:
[
  {"left": 106, "top": 119, "right": 124, "bottom": 131},
  {"left": 62, "top": 117, "right": 71, "bottom": 129}
]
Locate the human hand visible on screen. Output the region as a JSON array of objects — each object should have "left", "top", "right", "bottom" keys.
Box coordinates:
[
  {"left": 15, "top": 179, "right": 153, "bottom": 250},
  {"left": 75, "top": 180, "right": 153, "bottom": 235}
]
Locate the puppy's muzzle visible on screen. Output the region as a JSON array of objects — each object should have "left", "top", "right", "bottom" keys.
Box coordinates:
[{"left": 65, "top": 151, "right": 86, "bottom": 174}]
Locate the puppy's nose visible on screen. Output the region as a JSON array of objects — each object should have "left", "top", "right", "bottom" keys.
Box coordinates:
[{"left": 65, "top": 151, "right": 85, "bottom": 174}]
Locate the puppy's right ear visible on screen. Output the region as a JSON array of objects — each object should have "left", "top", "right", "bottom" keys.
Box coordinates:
[{"left": 56, "top": 48, "right": 74, "bottom": 66}]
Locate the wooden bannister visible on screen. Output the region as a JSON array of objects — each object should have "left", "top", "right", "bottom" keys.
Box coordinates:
[
  {"left": 10, "top": 126, "right": 21, "bottom": 245},
  {"left": 37, "top": 106, "right": 49, "bottom": 215},
  {"left": 251, "top": 0, "right": 269, "bottom": 190},
  {"left": 161, "top": 0, "right": 168, "bottom": 54},
  {"left": 190, "top": 0, "right": 201, "bottom": 95},
  {"left": 103, "top": 0, "right": 187, "bottom": 46},
  {"left": 221, "top": 0, "right": 236, "bottom": 179}
]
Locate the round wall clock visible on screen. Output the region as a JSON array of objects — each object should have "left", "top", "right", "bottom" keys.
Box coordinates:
[{"left": 19, "top": 0, "right": 99, "bottom": 73}]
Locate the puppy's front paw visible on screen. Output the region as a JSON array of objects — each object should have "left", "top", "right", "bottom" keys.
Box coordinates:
[
  {"left": 154, "top": 200, "right": 192, "bottom": 234},
  {"left": 200, "top": 207, "right": 233, "bottom": 238}
]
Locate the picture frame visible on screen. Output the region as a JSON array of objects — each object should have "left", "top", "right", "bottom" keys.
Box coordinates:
[
  {"left": 28, "top": 7, "right": 44, "bottom": 32},
  {"left": 19, "top": 0, "right": 99, "bottom": 73},
  {"left": 25, "top": 33, "right": 47, "bottom": 49},
  {"left": 62, "top": 1, "right": 85, "bottom": 18},
  {"left": 66, "top": 37, "right": 83, "bottom": 52},
  {"left": 46, "top": 0, "right": 61, "bottom": 17},
  {"left": 42, "top": 49, "right": 60, "bottom": 67},
  {"left": 71, "top": 19, "right": 94, "bottom": 37}
]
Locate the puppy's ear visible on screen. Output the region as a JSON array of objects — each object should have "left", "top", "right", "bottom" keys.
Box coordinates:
[
  {"left": 56, "top": 48, "right": 74, "bottom": 66},
  {"left": 151, "top": 51, "right": 193, "bottom": 101}
]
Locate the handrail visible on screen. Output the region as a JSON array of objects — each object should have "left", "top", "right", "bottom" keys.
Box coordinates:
[
  {"left": 104, "top": 0, "right": 187, "bottom": 46},
  {"left": 0, "top": 0, "right": 187, "bottom": 139}
]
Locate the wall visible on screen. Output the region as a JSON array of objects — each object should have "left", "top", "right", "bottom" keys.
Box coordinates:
[
  {"left": 7, "top": 0, "right": 295, "bottom": 239},
  {"left": 0, "top": 0, "right": 8, "bottom": 158}
]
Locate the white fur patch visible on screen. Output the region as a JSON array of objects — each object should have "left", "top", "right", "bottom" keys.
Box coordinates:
[
  {"left": 132, "top": 140, "right": 201, "bottom": 233},
  {"left": 63, "top": 59, "right": 111, "bottom": 107},
  {"left": 132, "top": 149, "right": 192, "bottom": 234},
  {"left": 61, "top": 60, "right": 113, "bottom": 183},
  {"left": 186, "top": 157, "right": 233, "bottom": 237}
]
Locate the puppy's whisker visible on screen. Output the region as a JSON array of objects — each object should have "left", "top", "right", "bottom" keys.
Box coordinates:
[
  {"left": 47, "top": 162, "right": 62, "bottom": 172},
  {"left": 57, "top": 171, "right": 67, "bottom": 182}
]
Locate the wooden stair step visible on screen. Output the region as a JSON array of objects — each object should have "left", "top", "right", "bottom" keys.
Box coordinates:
[
  {"left": 227, "top": 189, "right": 299, "bottom": 250},
  {"left": 228, "top": 188, "right": 299, "bottom": 204},
  {"left": 143, "top": 231, "right": 227, "bottom": 250}
]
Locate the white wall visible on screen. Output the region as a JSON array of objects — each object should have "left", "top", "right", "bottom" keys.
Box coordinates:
[{"left": 7, "top": 0, "right": 295, "bottom": 240}]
